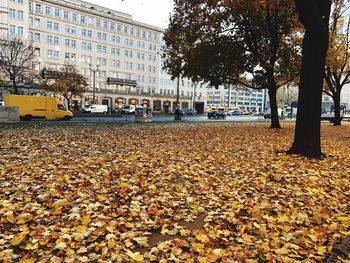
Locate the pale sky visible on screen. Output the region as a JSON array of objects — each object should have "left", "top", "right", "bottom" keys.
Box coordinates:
[{"left": 84, "top": 0, "right": 174, "bottom": 29}]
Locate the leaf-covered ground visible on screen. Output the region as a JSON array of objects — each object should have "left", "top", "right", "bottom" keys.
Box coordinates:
[{"left": 0, "top": 123, "right": 349, "bottom": 262}]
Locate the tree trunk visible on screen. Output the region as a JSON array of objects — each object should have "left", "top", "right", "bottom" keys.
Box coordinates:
[
  {"left": 333, "top": 92, "right": 341, "bottom": 126},
  {"left": 268, "top": 87, "right": 281, "bottom": 128},
  {"left": 288, "top": 0, "right": 331, "bottom": 158},
  {"left": 65, "top": 97, "right": 71, "bottom": 111},
  {"left": 12, "top": 78, "right": 19, "bottom": 94}
]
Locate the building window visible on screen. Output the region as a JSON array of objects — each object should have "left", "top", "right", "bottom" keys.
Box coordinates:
[
  {"left": 9, "top": 25, "right": 16, "bottom": 34},
  {"left": 9, "top": 9, "right": 16, "bottom": 18},
  {"left": 34, "top": 33, "right": 40, "bottom": 42},
  {"left": 35, "top": 4, "right": 42, "bottom": 13},
  {"left": 80, "top": 15, "right": 86, "bottom": 24},
  {"left": 54, "top": 8, "right": 60, "bottom": 17},
  {"left": 64, "top": 11, "right": 69, "bottom": 20},
  {"left": 45, "top": 6, "right": 51, "bottom": 15},
  {"left": 72, "top": 13, "right": 77, "bottom": 21},
  {"left": 96, "top": 19, "right": 101, "bottom": 27},
  {"left": 53, "top": 22, "right": 59, "bottom": 31}
]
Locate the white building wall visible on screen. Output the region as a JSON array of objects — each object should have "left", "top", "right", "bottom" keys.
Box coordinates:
[{"left": 207, "top": 86, "right": 265, "bottom": 113}]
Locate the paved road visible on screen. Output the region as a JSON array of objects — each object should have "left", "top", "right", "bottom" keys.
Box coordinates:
[{"left": 70, "top": 114, "right": 268, "bottom": 123}]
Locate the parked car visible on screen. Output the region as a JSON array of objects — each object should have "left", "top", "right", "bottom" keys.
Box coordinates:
[
  {"left": 208, "top": 110, "right": 227, "bottom": 119},
  {"left": 82, "top": 104, "right": 108, "bottom": 114},
  {"left": 264, "top": 108, "right": 284, "bottom": 119},
  {"left": 227, "top": 110, "right": 241, "bottom": 116},
  {"left": 170, "top": 109, "right": 185, "bottom": 115},
  {"left": 184, "top": 108, "right": 197, "bottom": 115},
  {"left": 121, "top": 105, "right": 137, "bottom": 114}
]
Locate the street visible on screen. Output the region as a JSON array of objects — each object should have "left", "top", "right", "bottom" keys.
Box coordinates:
[{"left": 70, "top": 114, "right": 267, "bottom": 123}]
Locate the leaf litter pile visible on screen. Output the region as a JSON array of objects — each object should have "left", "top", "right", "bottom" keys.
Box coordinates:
[{"left": 0, "top": 123, "right": 349, "bottom": 262}]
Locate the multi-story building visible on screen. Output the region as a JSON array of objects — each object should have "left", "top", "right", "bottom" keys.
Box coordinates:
[
  {"left": 207, "top": 86, "right": 266, "bottom": 113},
  {"left": 0, "top": 0, "right": 197, "bottom": 112}
]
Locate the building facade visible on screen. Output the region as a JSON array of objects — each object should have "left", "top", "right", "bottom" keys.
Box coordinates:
[
  {"left": 207, "top": 86, "right": 266, "bottom": 113},
  {"left": 0, "top": 0, "right": 198, "bottom": 112}
]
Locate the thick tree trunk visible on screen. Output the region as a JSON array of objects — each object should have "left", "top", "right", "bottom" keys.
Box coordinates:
[
  {"left": 333, "top": 92, "right": 341, "bottom": 126},
  {"left": 268, "top": 88, "right": 281, "bottom": 129},
  {"left": 288, "top": 0, "right": 331, "bottom": 158}
]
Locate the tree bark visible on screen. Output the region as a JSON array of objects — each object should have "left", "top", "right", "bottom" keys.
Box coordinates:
[
  {"left": 267, "top": 69, "right": 281, "bottom": 128},
  {"left": 333, "top": 91, "right": 342, "bottom": 126},
  {"left": 288, "top": 0, "right": 332, "bottom": 158},
  {"left": 268, "top": 87, "right": 281, "bottom": 128},
  {"left": 12, "top": 77, "right": 19, "bottom": 94},
  {"left": 65, "top": 96, "right": 71, "bottom": 111}
]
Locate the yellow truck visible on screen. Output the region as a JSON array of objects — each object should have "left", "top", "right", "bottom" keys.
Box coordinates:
[{"left": 4, "top": 94, "right": 73, "bottom": 120}]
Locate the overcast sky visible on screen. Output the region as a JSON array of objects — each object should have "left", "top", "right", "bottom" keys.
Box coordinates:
[{"left": 84, "top": 0, "right": 174, "bottom": 29}]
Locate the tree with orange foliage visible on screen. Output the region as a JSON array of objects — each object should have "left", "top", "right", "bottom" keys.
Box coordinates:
[
  {"left": 163, "top": 0, "right": 301, "bottom": 128},
  {"left": 323, "top": 0, "right": 350, "bottom": 126},
  {"left": 43, "top": 63, "right": 88, "bottom": 110}
]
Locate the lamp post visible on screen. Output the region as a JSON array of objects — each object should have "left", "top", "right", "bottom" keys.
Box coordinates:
[{"left": 89, "top": 63, "right": 100, "bottom": 104}]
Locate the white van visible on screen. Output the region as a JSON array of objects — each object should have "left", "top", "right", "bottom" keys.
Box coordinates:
[
  {"left": 83, "top": 104, "right": 108, "bottom": 113},
  {"left": 121, "top": 105, "right": 137, "bottom": 114}
]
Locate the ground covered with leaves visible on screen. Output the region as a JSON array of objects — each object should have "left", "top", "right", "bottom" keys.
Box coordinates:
[{"left": 0, "top": 123, "right": 349, "bottom": 262}]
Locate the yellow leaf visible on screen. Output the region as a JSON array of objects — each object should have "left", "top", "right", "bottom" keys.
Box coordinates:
[
  {"left": 316, "top": 246, "right": 327, "bottom": 255},
  {"left": 253, "top": 222, "right": 261, "bottom": 229},
  {"left": 196, "top": 234, "right": 210, "bottom": 243},
  {"left": 275, "top": 247, "right": 289, "bottom": 255},
  {"left": 192, "top": 242, "right": 205, "bottom": 253},
  {"left": 54, "top": 242, "right": 67, "bottom": 250},
  {"left": 5, "top": 211, "right": 15, "bottom": 223},
  {"left": 21, "top": 242, "right": 39, "bottom": 250},
  {"left": 180, "top": 229, "right": 190, "bottom": 237},
  {"left": 126, "top": 250, "right": 144, "bottom": 262},
  {"left": 133, "top": 236, "right": 149, "bottom": 247},
  {"left": 53, "top": 199, "right": 68, "bottom": 208},
  {"left": 77, "top": 225, "right": 87, "bottom": 233},
  {"left": 338, "top": 216, "right": 350, "bottom": 221},
  {"left": 277, "top": 213, "right": 289, "bottom": 223},
  {"left": 82, "top": 215, "right": 91, "bottom": 225},
  {"left": 307, "top": 234, "right": 318, "bottom": 243},
  {"left": 19, "top": 256, "right": 35, "bottom": 263},
  {"left": 11, "top": 233, "right": 27, "bottom": 246},
  {"left": 108, "top": 239, "right": 117, "bottom": 249}
]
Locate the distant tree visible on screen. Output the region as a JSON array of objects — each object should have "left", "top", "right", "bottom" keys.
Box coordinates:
[
  {"left": 43, "top": 63, "right": 88, "bottom": 110},
  {"left": 163, "top": 0, "right": 301, "bottom": 128},
  {"left": 288, "top": 0, "right": 332, "bottom": 157},
  {"left": 0, "top": 36, "right": 36, "bottom": 94},
  {"left": 323, "top": 0, "right": 350, "bottom": 126}
]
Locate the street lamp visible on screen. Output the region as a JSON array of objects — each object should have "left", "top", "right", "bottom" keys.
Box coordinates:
[{"left": 89, "top": 63, "right": 100, "bottom": 104}]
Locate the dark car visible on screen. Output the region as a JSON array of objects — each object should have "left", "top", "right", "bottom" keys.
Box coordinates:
[
  {"left": 228, "top": 110, "right": 241, "bottom": 116},
  {"left": 184, "top": 109, "right": 197, "bottom": 115},
  {"left": 208, "top": 110, "right": 227, "bottom": 119}
]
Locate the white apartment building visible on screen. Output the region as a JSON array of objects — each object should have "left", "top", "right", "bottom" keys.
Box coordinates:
[
  {"left": 0, "top": 0, "right": 197, "bottom": 112},
  {"left": 207, "top": 86, "right": 266, "bottom": 113}
]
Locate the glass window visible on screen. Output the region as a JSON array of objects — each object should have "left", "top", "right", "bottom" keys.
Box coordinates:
[
  {"left": 45, "top": 6, "right": 51, "bottom": 15},
  {"left": 35, "top": 4, "right": 42, "bottom": 13},
  {"left": 64, "top": 11, "right": 69, "bottom": 20},
  {"left": 9, "top": 25, "right": 16, "bottom": 34},
  {"left": 54, "top": 8, "right": 60, "bottom": 17}
]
